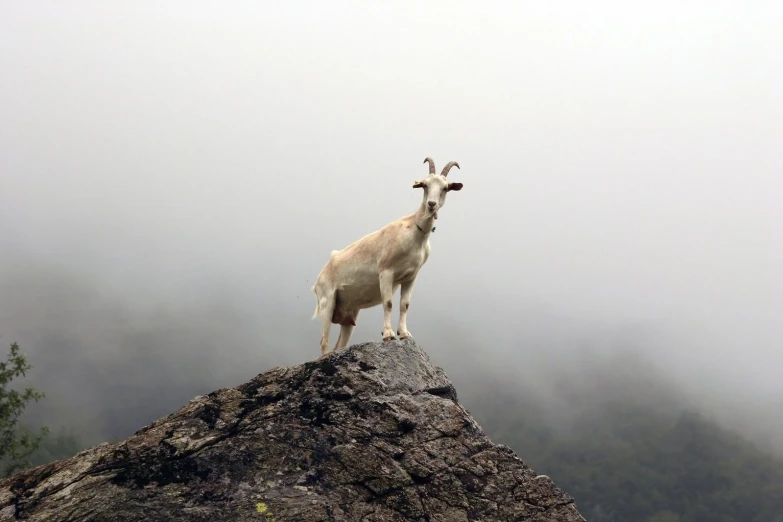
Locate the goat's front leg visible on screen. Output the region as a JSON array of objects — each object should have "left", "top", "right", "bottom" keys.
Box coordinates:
[
  {"left": 379, "top": 270, "right": 396, "bottom": 342},
  {"left": 397, "top": 277, "right": 416, "bottom": 340}
]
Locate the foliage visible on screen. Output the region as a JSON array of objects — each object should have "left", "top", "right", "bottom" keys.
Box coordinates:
[{"left": 0, "top": 343, "right": 49, "bottom": 476}]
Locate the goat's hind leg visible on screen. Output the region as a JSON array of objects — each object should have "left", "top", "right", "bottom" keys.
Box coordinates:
[{"left": 334, "top": 310, "right": 359, "bottom": 350}]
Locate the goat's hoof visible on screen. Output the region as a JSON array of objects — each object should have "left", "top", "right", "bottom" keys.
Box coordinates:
[
  {"left": 382, "top": 334, "right": 396, "bottom": 342},
  {"left": 398, "top": 331, "right": 412, "bottom": 340}
]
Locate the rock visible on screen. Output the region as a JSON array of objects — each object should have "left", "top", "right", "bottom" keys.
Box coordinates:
[{"left": 0, "top": 339, "right": 586, "bottom": 521}]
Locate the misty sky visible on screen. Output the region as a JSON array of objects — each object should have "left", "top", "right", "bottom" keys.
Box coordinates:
[{"left": 1, "top": 2, "right": 782, "bottom": 442}]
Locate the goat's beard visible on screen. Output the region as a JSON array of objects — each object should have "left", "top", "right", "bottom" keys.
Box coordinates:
[{"left": 433, "top": 211, "right": 438, "bottom": 220}]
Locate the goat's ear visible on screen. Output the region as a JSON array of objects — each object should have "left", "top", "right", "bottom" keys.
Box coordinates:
[
  {"left": 447, "top": 182, "right": 463, "bottom": 191},
  {"left": 412, "top": 180, "right": 426, "bottom": 189}
]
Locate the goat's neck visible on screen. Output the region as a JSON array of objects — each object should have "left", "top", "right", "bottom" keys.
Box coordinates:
[{"left": 413, "top": 204, "right": 436, "bottom": 236}]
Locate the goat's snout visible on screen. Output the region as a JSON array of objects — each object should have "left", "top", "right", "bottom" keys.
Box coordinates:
[{"left": 427, "top": 201, "right": 437, "bottom": 210}]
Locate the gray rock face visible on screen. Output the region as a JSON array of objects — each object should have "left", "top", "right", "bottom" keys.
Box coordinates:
[{"left": 0, "top": 339, "right": 585, "bottom": 521}]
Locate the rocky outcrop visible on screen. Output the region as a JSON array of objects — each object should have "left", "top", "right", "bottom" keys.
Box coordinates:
[{"left": 0, "top": 339, "right": 585, "bottom": 521}]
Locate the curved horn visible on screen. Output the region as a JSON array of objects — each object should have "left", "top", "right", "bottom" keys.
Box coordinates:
[
  {"left": 440, "top": 161, "right": 460, "bottom": 177},
  {"left": 423, "top": 157, "right": 436, "bottom": 176}
]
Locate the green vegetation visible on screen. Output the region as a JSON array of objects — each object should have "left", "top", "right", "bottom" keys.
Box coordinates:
[
  {"left": 0, "top": 343, "right": 83, "bottom": 478},
  {"left": 0, "top": 342, "right": 49, "bottom": 476},
  {"left": 470, "top": 385, "right": 783, "bottom": 522}
]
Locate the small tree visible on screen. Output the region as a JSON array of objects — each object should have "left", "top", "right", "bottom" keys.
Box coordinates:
[{"left": 0, "top": 342, "right": 49, "bottom": 476}]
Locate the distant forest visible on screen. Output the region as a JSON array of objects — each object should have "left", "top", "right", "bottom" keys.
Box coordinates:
[{"left": 466, "top": 385, "right": 783, "bottom": 522}]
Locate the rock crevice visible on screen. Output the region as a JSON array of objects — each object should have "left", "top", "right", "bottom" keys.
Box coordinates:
[{"left": 0, "top": 339, "right": 586, "bottom": 521}]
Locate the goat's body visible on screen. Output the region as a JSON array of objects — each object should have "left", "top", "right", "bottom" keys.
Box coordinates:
[
  {"left": 311, "top": 157, "right": 462, "bottom": 357},
  {"left": 312, "top": 211, "right": 432, "bottom": 354}
]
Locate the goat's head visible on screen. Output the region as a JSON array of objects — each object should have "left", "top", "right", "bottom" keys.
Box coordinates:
[{"left": 413, "top": 157, "right": 463, "bottom": 218}]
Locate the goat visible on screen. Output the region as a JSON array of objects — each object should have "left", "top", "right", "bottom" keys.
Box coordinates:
[{"left": 311, "top": 157, "right": 464, "bottom": 356}]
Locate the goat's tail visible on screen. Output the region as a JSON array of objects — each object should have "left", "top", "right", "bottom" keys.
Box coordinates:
[
  {"left": 311, "top": 285, "right": 319, "bottom": 320},
  {"left": 311, "top": 252, "right": 339, "bottom": 321}
]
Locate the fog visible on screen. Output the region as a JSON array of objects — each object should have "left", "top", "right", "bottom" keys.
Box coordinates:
[{"left": 1, "top": 2, "right": 781, "bottom": 450}]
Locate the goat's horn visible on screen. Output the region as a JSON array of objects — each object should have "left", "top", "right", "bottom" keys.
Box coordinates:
[
  {"left": 423, "top": 157, "right": 436, "bottom": 176},
  {"left": 440, "top": 161, "right": 460, "bottom": 177}
]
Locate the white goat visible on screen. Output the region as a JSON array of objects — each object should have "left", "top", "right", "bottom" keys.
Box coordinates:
[{"left": 311, "top": 157, "right": 464, "bottom": 356}]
